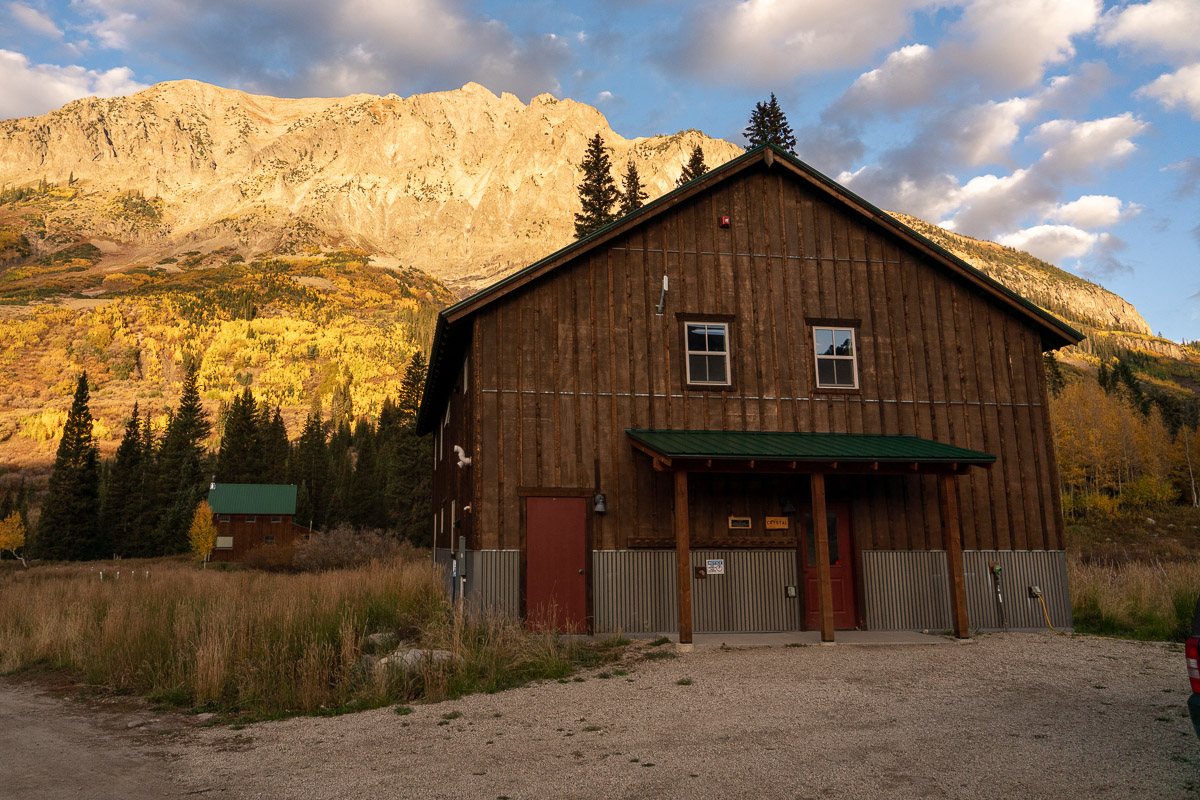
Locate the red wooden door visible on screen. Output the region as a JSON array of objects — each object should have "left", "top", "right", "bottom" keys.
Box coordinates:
[
  {"left": 801, "top": 505, "right": 857, "bottom": 630},
  {"left": 525, "top": 496, "right": 589, "bottom": 633}
]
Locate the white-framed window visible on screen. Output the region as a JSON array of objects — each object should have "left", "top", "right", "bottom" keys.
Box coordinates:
[
  {"left": 683, "top": 321, "right": 731, "bottom": 386},
  {"left": 264, "top": 535, "right": 276, "bottom": 545},
  {"left": 271, "top": 515, "right": 282, "bottom": 523},
  {"left": 244, "top": 515, "right": 256, "bottom": 523},
  {"left": 218, "top": 514, "right": 230, "bottom": 523},
  {"left": 215, "top": 536, "right": 234, "bottom": 550},
  {"left": 813, "top": 327, "right": 858, "bottom": 389}
]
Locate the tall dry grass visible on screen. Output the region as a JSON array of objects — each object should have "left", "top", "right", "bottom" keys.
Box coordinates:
[
  {"left": 1069, "top": 555, "right": 1200, "bottom": 641},
  {"left": 0, "top": 556, "right": 625, "bottom": 716}
]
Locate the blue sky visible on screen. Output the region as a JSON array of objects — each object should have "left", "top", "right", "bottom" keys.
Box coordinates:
[{"left": 2, "top": 0, "right": 1198, "bottom": 341}]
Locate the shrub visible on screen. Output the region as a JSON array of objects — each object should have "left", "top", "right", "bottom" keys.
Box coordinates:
[
  {"left": 292, "top": 525, "right": 403, "bottom": 572},
  {"left": 1069, "top": 556, "right": 1200, "bottom": 642}
]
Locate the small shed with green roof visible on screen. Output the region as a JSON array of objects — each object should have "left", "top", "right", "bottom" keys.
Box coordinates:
[{"left": 207, "top": 483, "right": 304, "bottom": 562}]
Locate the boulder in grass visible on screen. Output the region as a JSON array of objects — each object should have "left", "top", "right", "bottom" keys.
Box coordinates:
[{"left": 376, "top": 648, "right": 460, "bottom": 674}]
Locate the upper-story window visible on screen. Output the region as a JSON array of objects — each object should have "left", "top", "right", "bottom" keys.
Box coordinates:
[
  {"left": 813, "top": 326, "right": 858, "bottom": 389},
  {"left": 684, "top": 321, "right": 731, "bottom": 386}
]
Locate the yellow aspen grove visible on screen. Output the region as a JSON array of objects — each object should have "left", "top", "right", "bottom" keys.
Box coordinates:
[
  {"left": 0, "top": 511, "right": 27, "bottom": 567},
  {"left": 188, "top": 501, "right": 217, "bottom": 565}
]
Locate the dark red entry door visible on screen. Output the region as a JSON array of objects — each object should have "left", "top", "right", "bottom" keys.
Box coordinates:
[
  {"left": 800, "top": 505, "right": 857, "bottom": 630},
  {"left": 525, "top": 496, "right": 588, "bottom": 633}
]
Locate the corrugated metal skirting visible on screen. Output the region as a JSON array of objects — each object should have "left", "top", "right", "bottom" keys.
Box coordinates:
[
  {"left": 591, "top": 550, "right": 800, "bottom": 634},
  {"left": 465, "top": 550, "right": 521, "bottom": 618},
  {"left": 963, "top": 550, "right": 1072, "bottom": 630},
  {"left": 862, "top": 550, "right": 1071, "bottom": 631}
]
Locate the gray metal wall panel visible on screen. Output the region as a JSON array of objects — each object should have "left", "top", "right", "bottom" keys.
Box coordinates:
[
  {"left": 593, "top": 550, "right": 679, "bottom": 634},
  {"left": 861, "top": 551, "right": 952, "bottom": 631},
  {"left": 434, "top": 548, "right": 454, "bottom": 596},
  {"left": 464, "top": 550, "right": 520, "bottom": 618},
  {"left": 963, "top": 550, "right": 1071, "bottom": 630},
  {"left": 689, "top": 550, "right": 800, "bottom": 633},
  {"left": 862, "top": 550, "right": 1071, "bottom": 631}
]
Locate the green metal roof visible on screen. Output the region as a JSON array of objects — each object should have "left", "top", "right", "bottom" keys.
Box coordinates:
[
  {"left": 207, "top": 483, "right": 298, "bottom": 515},
  {"left": 626, "top": 429, "right": 995, "bottom": 464}
]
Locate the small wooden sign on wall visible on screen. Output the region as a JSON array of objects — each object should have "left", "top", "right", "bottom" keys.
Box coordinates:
[
  {"left": 728, "top": 516, "right": 751, "bottom": 530},
  {"left": 765, "top": 516, "right": 790, "bottom": 530}
]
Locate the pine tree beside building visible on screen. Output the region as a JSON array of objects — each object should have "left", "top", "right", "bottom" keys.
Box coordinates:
[
  {"left": 102, "top": 403, "right": 146, "bottom": 556},
  {"left": 618, "top": 160, "right": 648, "bottom": 217},
  {"left": 155, "top": 365, "right": 212, "bottom": 554},
  {"left": 574, "top": 133, "right": 620, "bottom": 238},
  {"left": 676, "top": 145, "right": 708, "bottom": 187},
  {"left": 744, "top": 93, "right": 796, "bottom": 154},
  {"left": 37, "top": 373, "right": 102, "bottom": 560}
]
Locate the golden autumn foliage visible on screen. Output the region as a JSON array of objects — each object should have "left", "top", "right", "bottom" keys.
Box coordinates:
[
  {"left": 0, "top": 511, "right": 27, "bottom": 565},
  {"left": 187, "top": 501, "right": 217, "bottom": 563}
]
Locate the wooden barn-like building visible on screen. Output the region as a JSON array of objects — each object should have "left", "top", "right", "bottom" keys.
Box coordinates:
[
  {"left": 416, "top": 145, "right": 1082, "bottom": 642},
  {"left": 207, "top": 483, "right": 307, "bottom": 562}
]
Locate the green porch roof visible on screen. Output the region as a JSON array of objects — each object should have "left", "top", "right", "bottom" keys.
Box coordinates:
[
  {"left": 626, "top": 429, "right": 995, "bottom": 465},
  {"left": 207, "top": 483, "right": 298, "bottom": 515}
]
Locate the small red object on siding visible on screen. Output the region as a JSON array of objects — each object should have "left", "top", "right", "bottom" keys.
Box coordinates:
[{"left": 718, "top": 215, "right": 731, "bottom": 228}]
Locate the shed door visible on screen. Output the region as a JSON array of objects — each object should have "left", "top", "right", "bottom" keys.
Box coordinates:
[
  {"left": 801, "top": 505, "right": 857, "bottom": 630},
  {"left": 525, "top": 496, "right": 589, "bottom": 633}
]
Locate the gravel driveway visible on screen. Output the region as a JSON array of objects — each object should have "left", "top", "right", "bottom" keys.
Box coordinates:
[{"left": 5, "top": 633, "right": 1197, "bottom": 799}]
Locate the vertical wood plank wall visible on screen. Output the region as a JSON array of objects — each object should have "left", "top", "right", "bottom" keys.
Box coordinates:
[{"left": 459, "top": 166, "right": 1063, "bottom": 555}]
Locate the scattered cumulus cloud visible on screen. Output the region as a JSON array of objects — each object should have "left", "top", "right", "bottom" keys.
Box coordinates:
[
  {"left": 658, "top": 0, "right": 927, "bottom": 85},
  {"left": 829, "top": 44, "right": 937, "bottom": 117},
  {"left": 9, "top": 2, "right": 62, "bottom": 37},
  {"left": 1139, "top": 63, "right": 1200, "bottom": 119},
  {"left": 69, "top": 0, "right": 572, "bottom": 100},
  {"left": 1048, "top": 195, "right": 1140, "bottom": 228},
  {"left": 1167, "top": 157, "right": 1200, "bottom": 197},
  {"left": 1029, "top": 113, "right": 1149, "bottom": 176},
  {"left": 0, "top": 49, "right": 146, "bottom": 118},
  {"left": 1099, "top": 0, "right": 1200, "bottom": 63},
  {"left": 997, "top": 224, "right": 1103, "bottom": 263}
]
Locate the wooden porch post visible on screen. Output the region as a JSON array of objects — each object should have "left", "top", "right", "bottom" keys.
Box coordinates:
[
  {"left": 810, "top": 473, "right": 835, "bottom": 643},
  {"left": 674, "top": 469, "right": 693, "bottom": 646},
  {"left": 940, "top": 472, "right": 970, "bottom": 638}
]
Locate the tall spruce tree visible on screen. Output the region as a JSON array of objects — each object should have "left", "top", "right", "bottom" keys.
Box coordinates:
[
  {"left": 102, "top": 404, "right": 146, "bottom": 556},
  {"left": 676, "top": 145, "right": 708, "bottom": 186},
  {"left": 398, "top": 351, "right": 427, "bottom": 427},
  {"left": 154, "top": 365, "right": 211, "bottom": 554},
  {"left": 618, "top": 160, "right": 648, "bottom": 217},
  {"left": 744, "top": 93, "right": 796, "bottom": 154},
  {"left": 216, "top": 387, "right": 261, "bottom": 483},
  {"left": 37, "top": 373, "right": 102, "bottom": 560},
  {"left": 262, "top": 408, "right": 290, "bottom": 484},
  {"left": 573, "top": 133, "right": 620, "bottom": 238},
  {"left": 292, "top": 408, "right": 328, "bottom": 529}
]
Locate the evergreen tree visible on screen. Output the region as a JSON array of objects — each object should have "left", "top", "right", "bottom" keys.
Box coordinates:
[
  {"left": 349, "top": 420, "right": 385, "bottom": 528},
  {"left": 1043, "top": 353, "right": 1065, "bottom": 399},
  {"left": 102, "top": 404, "right": 147, "bottom": 555},
  {"left": 676, "top": 145, "right": 708, "bottom": 187},
  {"left": 262, "top": 408, "right": 290, "bottom": 484},
  {"left": 618, "top": 160, "right": 648, "bottom": 217},
  {"left": 291, "top": 408, "right": 327, "bottom": 530},
  {"left": 397, "top": 351, "right": 427, "bottom": 427},
  {"left": 37, "top": 373, "right": 102, "bottom": 560},
  {"left": 744, "top": 93, "right": 796, "bottom": 154},
  {"left": 217, "top": 388, "right": 260, "bottom": 483},
  {"left": 573, "top": 133, "right": 620, "bottom": 238},
  {"left": 329, "top": 374, "right": 355, "bottom": 433},
  {"left": 154, "top": 366, "right": 211, "bottom": 554}
]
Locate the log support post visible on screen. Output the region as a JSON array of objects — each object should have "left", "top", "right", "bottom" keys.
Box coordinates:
[
  {"left": 810, "top": 473, "right": 835, "bottom": 643},
  {"left": 674, "top": 470, "right": 693, "bottom": 647},
  {"left": 940, "top": 472, "right": 970, "bottom": 638}
]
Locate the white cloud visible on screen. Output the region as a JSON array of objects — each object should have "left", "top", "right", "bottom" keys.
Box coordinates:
[
  {"left": 9, "top": 2, "right": 62, "bottom": 37},
  {"left": 833, "top": 44, "right": 936, "bottom": 115},
  {"left": 1139, "top": 63, "right": 1200, "bottom": 119},
  {"left": 948, "top": 0, "right": 1101, "bottom": 89},
  {"left": 1099, "top": 0, "right": 1200, "bottom": 63},
  {"left": 1030, "top": 113, "right": 1149, "bottom": 175},
  {"left": 1047, "top": 195, "right": 1139, "bottom": 228},
  {"left": 997, "top": 224, "right": 1102, "bottom": 263},
  {"left": 0, "top": 49, "right": 146, "bottom": 119},
  {"left": 70, "top": 0, "right": 571, "bottom": 100},
  {"left": 661, "top": 0, "right": 929, "bottom": 84},
  {"left": 947, "top": 97, "right": 1035, "bottom": 166},
  {"left": 595, "top": 90, "right": 614, "bottom": 103}
]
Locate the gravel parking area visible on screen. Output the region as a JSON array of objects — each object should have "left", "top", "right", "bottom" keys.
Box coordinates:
[{"left": 5, "top": 633, "right": 1197, "bottom": 799}]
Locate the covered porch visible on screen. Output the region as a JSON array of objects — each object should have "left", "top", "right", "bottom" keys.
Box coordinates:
[{"left": 626, "top": 429, "right": 997, "bottom": 645}]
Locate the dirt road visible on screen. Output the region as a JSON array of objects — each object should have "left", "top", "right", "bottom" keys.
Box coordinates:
[{"left": 3, "top": 633, "right": 1196, "bottom": 799}]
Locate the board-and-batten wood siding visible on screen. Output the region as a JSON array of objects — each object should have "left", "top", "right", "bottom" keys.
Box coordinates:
[
  {"left": 432, "top": 356, "right": 475, "bottom": 551},
  {"left": 461, "top": 167, "right": 1064, "bottom": 555}
]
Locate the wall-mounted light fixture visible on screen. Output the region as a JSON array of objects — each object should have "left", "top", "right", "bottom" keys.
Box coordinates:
[
  {"left": 780, "top": 499, "right": 797, "bottom": 515},
  {"left": 655, "top": 275, "right": 668, "bottom": 316},
  {"left": 593, "top": 493, "right": 607, "bottom": 513}
]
